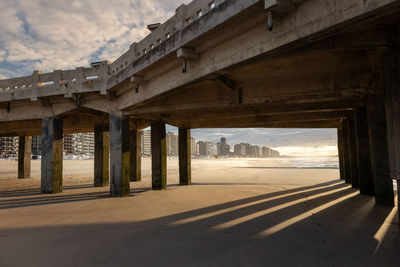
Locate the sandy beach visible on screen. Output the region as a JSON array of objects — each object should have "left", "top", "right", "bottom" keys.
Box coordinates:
[{"left": 0, "top": 158, "right": 398, "bottom": 266}]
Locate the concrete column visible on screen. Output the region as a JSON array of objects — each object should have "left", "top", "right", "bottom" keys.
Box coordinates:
[
  {"left": 355, "top": 106, "right": 374, "bottom": 195},
  {"left": 130, "top": 129, "right": 141, "bottom": 182},
  {"left": 341, "top": 119, "right": 352, "bottom": 184},
  {"left": 41, "top": 117, "right": 63, "bottom": 193},
  {"left": 179, "top": 128, "right": 191, "bottom": 185},
  {"left": 382, "top": 47, "right": 400, "bottom": 218},
  {"left": 337, "top": 127, "right": 345, "bottom": 180},
  {"left": 18, "top": 136, "right": 32, "bottom": 179},
  {"left": 94, "top": 126, "right": 109, "bottom": 187},
  {"left": 383, "top": 47, "right": 400, "bottom": 182},
  {"left": 151, "top": 121, "right": 166, "bottom": 189},
  {"left": 367, "top": 99, "right": 394, "bottom": 206},
  {"left": 347, "top": 112, "right": 360, "bottom": 189},
  {"left": 109, "top": 113, "right": 130, "bottom": 197}
]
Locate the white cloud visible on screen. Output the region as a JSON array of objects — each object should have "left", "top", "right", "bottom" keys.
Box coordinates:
[
  {"left": 0, "top": 51, "right": 5, "bottom": 61},
  {"left": 0, "top": 0, "right": 189, "bottom": 77}
]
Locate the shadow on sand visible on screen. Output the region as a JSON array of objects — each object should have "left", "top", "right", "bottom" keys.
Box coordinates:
[{"left": 0, "top": 179, "right": 398, "bottom": 266}]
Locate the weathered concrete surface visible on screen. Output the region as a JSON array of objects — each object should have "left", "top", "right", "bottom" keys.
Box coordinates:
[
  {"left": 347, "top": 113, "right": 359, "bottom": 189},
  {"left": 179, "top": 128, "right": 191, "bottom": 185},
  {"left": 18, "top": 136, "right": 31, "bottom": 179},
  {"left": 94, "top": 127, "right": 109, "bottom": 187},
  {"left": 41, "top": 117, "right": 63, "bottom": 193},
  {"left": 337, "top": 127, "right": 345, "bottom": 180},
  {"left": 341, "top": 119, "right": 352, "bottom": 184},
  {"left": 109, "top": 114, "right": 130, "bottom": 197},
  {"left": 130, "top": 129, "right": 141, "bottom": 182},
  {"left": 151, "top": 121, "right": 167, "bottom": 189},
  {"left": 0, "top": 159, "right": 398, "bottom": 267},
  {"left": 355, "top": 106, "right": 374, "bottom": 196},
  {"left": 367, "top": 99, "right": 394, "bottom": 206}
]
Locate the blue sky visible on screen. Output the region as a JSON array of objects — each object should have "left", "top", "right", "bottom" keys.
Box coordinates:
[{"left": 0, "top": 0, "right": 337, "bottom": 155}]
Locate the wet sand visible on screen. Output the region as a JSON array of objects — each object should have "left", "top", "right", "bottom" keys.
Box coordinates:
[{"left": 0, "top": 158, "right": 398, "bottom": 266}]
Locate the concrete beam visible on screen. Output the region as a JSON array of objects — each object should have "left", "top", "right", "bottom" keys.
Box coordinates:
[
  {"left": 18, "top": 136, "right": 31, "bottom": 179},
  {"left": 109, "top": 113, "right": 130, "bottom": 197},
  {"left": 355, "top": 106, "right": 374, "bottom": 195},
  {"left": 94, "top": 126, "right": 110, "bottom": 187},
  {"left": 179, "top": 128, "right": 191, "bottom": 185},
  {"left": 367, "top": 99, "right": 394, "bottom": 206},
  {"left": 41, "top": 117, "right": 63, "bottom": 193},
  {"left": 151, "top": 121, "right": 166, "bottom": 189},
  {"left": 130, "top": 128, "right": 142, "bottom": 182}
]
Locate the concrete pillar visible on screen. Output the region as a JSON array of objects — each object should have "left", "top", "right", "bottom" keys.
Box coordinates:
[
  {"left": 337, "top": 127, "right": 345, "bottom": 180},
  {"left": 41, "top": 117, "right": 63, "bottom": 193},
  {"left": 347, "top": 112, "right": 360, "bottom": 189},
  {"left": 355, "top": 106, "right": 374, "bottom": 195},
  {"left": 367, "top": 99, "right": 394, "bottom": 206},
  {"left": 130, "top": 129, "right": 141, "bottom": 182},
  {"left": 151, "top": 121, "right": 166, "bottom": 189},
  {"left": 382, "top": 46, "right": 400, "bottom": 216},
  {"left": 341, "top": 119, "right": 352, "bottom": 184},
  {"left": 179, "top": 128, "right": 191, "bottom": 185},
  {"left": 18, "top": 136, "right": 31, "bottom": 179},
  {"left": 94, "top": 126, "right": 109, "bottom": 187},
  {"left": 109, "top": 113, "right": 130, "bottom": 197}
]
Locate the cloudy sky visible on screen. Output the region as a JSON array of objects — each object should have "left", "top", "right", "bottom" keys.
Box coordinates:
[{"left": 0, "top": 0, "right": 337, "bottom": 156}]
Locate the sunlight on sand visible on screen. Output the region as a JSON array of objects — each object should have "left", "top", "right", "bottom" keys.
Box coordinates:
[
  {"left": 171, "top": 181, "right": 343, "bottom": 226},
  {"left": 255, "top": 191, "right": 359, "bottom": 238},
  {"left": 212, "top": 184, "right": 351, "bottom": 230}
]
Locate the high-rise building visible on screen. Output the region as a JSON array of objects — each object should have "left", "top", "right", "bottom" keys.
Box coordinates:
[
  {"left": 0, "top": 137, "right": 18, "bottom": 158},
  {"left": 32, "top": 136, "right": 41, "bottom": 156},
  {"left": 141, "top": 130, "right": 151, "bottom": 156},
  {"left": 270, "top": 149, "right": 280, "bottom": 157},
  {"left": 166, "top": 132, "right": 178, "bottom": 156},
  {"left": 234, "top": 143, "right": 248, "bottom": 157},
  {"left": 72, "top": 133, "right": 95, "bottom": 155},
  {"left": 197, "top": 141, "right": 217, "bottom": 156},
  {"left": 63, "top": 134, "right": 75, "bottom": 155},
  {"left": 261, "top": 147, "right": 271, "bottom": 157},
  {"left": 198, "top": 141, "right": 208, "bottom": 156},
  {"left": 190, "top": 138, "right": 198, "bottom": 156},
  {"left": 217, "top": 137, "right": 230, "bottom": 156}
]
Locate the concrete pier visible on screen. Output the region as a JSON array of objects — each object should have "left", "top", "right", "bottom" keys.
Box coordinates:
[
  {"left": 18, "top": 136, "right": 31, "bottom": 179},
  {"left": 151, "top": 121, "right": 166, "bottom": 189},
  {"left": 41, "top": 117, "right": 63, "bottom": 193},
  {"left": 109, "top": 113, "right": 130, "bottom": 197},
  {"left": 337, "top": 127, "right": 345, "bottom": 180},
  {"left": 367, "top": 100, "right": 394, "bottom": 206},
  {"left": 130, "top": 129, "right": 141, "bottom": 182},
  {"left": 179, "top": 128, "right": 191, "bottom": 185},
  {"left": 94, "top": 126, "right": 110, "bottom": 187},
  {"left": 341, "top": 119, "right": 352, "bottom": 184},
  {"left": 347, "top": 113, "right": 359, "bottom": 189},
  {"left": 355, "top": 106, "right": 374, "bottom": 195}
]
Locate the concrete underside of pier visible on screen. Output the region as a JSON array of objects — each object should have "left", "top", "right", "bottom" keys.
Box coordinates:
[{"left": 0, "top": 159, "right": 398, "bottom": 267}]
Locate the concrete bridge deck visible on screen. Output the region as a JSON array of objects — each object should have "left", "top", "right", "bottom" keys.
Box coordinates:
[{"left": 0, "top": 0, "right": 399, "bottom": 217}]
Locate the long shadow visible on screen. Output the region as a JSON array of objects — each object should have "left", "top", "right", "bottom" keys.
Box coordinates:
[
  {"left": 169, "top": 182, "right": 349, "bottom": 228},
  {"left": 0, "top": 184, "right": 95, "bottom": 198},
  {"left": 0, "top": 181, "right": 397, "bottom": 266},
  {"left": 235, "top": 167, "right": 339, "bottom": 170},
  {"left": 0, "top": 180, "right": 343, "bottom": 211}
]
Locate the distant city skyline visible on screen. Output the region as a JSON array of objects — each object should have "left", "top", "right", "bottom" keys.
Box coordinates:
[{"left": 165, "top": 126, "right": 337, "bottom": 154}]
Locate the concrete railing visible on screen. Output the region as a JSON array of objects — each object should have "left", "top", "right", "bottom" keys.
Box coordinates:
[
  {"left": 0, "top": 61, "right": 110, "bottom": 101},
  {"left": 0, "top": 0, "right": 230, "bottom": 101},
  {"left": 110, "top": 0, "right": 226, "bottom": 76}
]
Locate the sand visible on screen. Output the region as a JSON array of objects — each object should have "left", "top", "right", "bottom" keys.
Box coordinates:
[{"left": 0, "top": 158, "right": 398, "bottom": 266}]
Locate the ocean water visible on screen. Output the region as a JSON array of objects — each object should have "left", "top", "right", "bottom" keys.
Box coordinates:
[{"left": 273, "top": 156, "right": 339, "bottom": 169}]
